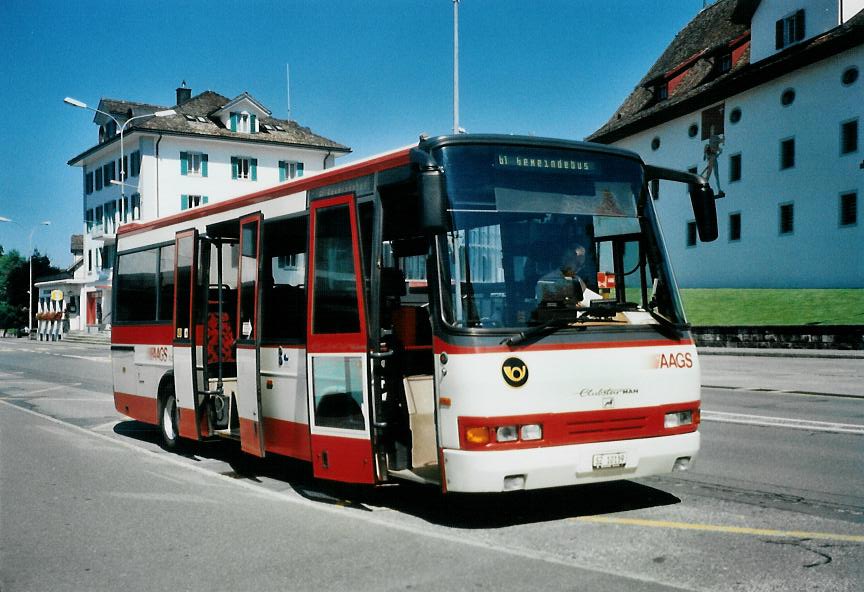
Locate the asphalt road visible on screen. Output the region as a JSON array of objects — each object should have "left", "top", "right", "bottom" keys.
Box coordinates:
[{"left": 1, "top": 338, "right": 862, "bottom": 592}]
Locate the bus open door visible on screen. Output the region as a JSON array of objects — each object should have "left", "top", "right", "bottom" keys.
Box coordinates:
[
  {"left": 306, "top": 194, "right": 377, "bottom": 484},
  {"left": 235, "top": 213, "right": 266, "bottom": 457},
  {"left": 172, "top": 229, "right": 204, "bottom": 441}
]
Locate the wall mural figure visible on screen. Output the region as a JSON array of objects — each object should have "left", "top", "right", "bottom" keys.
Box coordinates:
[{"left": 701, "top": 126, "right": 725, "bottom": 198}]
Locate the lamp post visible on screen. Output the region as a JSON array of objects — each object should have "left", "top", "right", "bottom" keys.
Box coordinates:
[
  {"left": 0, "top": 217, "right": 51, "bottom": 337},
  {"left": 453, "top": 0, "right": 460, "bottom": 135},
  {"left": 63, "top": 97, "right": 175, "bottom": 205}
]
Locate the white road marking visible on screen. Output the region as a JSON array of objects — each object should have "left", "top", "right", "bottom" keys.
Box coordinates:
[
  {"left": 60, "top": 354, "right": 111, "bottom": 363},
  {"left": 702, "top": 410, "right": 864, "bottom": 435},
  {"left": 22, "top": 383, "right": 82, "bottom": 395}
]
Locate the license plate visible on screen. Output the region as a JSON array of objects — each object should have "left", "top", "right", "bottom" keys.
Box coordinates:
[{"left": 592, "top": 452, "right": 627, "bottom": 470}]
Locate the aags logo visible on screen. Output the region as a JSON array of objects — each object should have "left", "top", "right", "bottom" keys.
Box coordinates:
[
  {"left": 502, "top": 357, "right": 529, "bottom": 387},
  {"left": 657, "top": 352, "right": 694, "bottom": 369}
]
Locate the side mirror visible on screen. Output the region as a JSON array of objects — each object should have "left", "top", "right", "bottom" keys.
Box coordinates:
[
  {"left": 410, "top": 148, "right": 448, "bottom": 233},
  {"left": 418, "top": 169, "right": 448, "bottom": 232},
  {"left": 689, "top": 183, "right": 718, "bottom": 242}
]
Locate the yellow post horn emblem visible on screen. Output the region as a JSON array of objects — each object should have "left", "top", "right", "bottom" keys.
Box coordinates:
[{"left": 502, "top": 357, "right": 529, "bottom": 387}]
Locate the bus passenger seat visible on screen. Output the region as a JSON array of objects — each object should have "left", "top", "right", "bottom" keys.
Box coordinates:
[{"left": 207, "top": 312, "right": 236, "bottom": 363}]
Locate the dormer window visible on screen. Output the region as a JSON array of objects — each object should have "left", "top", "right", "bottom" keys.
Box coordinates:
[
  {"left": 655, "top": 83, "right": 668, "bottom": 101},
  {"left": 719, "top": 53, "right": 732, "bottom": 73},
  {"left": 775, "top": 9, "right": 805, "bottom": 50},
  {"left": 99, "top": 121, "right": 118, "bottom": 143},
  {"left": 230, "top": 111, "right": 257, "bottom": 133}
]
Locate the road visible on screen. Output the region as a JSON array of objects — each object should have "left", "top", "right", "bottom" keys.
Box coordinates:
[{"left": 1, "top": 339, "right": 862, "bottom": 591}]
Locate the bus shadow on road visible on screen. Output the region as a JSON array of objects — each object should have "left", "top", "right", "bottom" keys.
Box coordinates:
[
  {"left": 113, "top": 420, "right": 680, "bottom": 528},
  {"left": 348, "top": 480, "right": 682, "bottom": 529}
]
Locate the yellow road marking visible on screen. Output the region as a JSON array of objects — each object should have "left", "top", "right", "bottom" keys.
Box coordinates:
[{"left": 576, "top": 516, "right": 864, "bottom": 543}]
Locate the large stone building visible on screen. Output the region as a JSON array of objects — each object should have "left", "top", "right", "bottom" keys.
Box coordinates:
[
  {"left": 588, "top": 0, "right": 863, "bottom": 288},
  {"left": 67, "top": 84, "right": 350, "bottom": 329}
]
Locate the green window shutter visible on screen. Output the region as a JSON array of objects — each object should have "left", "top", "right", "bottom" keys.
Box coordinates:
[
  {"left": 794, "top": 9, "right": 805, "bottom": 42},
  {"left": 202, "top": 195, "right": 209, "bottom": 205},
  {"left": 250, "top": 114, "right": 257, "bottom": 133},
  {"left": 297, "top": 162, "right": 304, "bottom": 177},
  {"left": 278, "top": 161, "right": 286, "bottom": 182},
  {"left": 180, "top": 152, "right": 188, "bottom": 176},
  {"left": 231, "top": 157, "right": 238, "bottom": 180},
  {"left": 230, "top": 113, "right": 237, "bottom": 132},
  {"left": 201, "top": 153, "right": 208, "bottom": 177},
  {"left": 180, "top": 195, "right": 188, "bottom": 211},
  {"left": 251, "top": 158, "right": 258, "bottom": 181}
]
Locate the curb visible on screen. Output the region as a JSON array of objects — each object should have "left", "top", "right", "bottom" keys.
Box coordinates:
[
  {"left": 697, "top": 347, "right": 864, "bottom": 360},
  {"left": 702, "top": 384, "right": 864, "bottom": 400}
]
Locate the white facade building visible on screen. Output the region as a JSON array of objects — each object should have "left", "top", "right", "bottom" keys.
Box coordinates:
[
  {"left": 589, "top": 0, "right": 863, "bottom": 288},
  {"left": 68, "top": 85, "right": 350, "bottom": 329}
]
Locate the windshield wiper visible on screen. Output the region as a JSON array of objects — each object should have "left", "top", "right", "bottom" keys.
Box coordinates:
[{"left": 501, "top": 318, "right": 576, "bottom": 347}]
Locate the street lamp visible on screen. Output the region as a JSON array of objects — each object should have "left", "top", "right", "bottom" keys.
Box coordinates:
[
  {"left": 63, "top": 97, "right": 175, "bottom": 204},
  {"left": 0, "top": 217, "right": 51, "bottom": 337}
]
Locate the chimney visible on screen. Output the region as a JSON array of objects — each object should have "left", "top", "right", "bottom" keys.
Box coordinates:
[{"left": 176, "top": 80, "right": 192, "bottom": 105}]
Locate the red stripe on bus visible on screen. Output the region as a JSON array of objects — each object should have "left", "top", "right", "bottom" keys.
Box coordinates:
[
  {"left": 114, "top": 391, "right": 158, "bottom": 425},
  {"left": 239, "top": 417, "right": 265, "bottom": 457},
  {"left": 311, "top": 434, "right": 376, "bottom": 484},
  {"left": 117, "top": 149, "right": 412, "bottom": 238},
  {"left": 177, "top": 406, "right": 199, "bottom": 440},
  {"left": 458, "top": 401, "right": 700, "bottom": 450},
  {"left": 263, "top": 417, "right": 312, "bottom": 461},
  {"left": 434, "top": 336, "right": 694, "bottom": 355},
  {"left": 112, "top": 324, "right": 174, "bottom": 345}
]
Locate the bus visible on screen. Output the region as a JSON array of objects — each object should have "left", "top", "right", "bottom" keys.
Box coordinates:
[{"left": 111, "top": 134, "right": 718, "bottom": 493}]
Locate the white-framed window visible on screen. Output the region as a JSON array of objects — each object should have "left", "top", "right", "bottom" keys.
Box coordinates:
[
  {"left": 180, "top": 151, "right": 208, "bottom": 177},
  {"left": 131, "top": 193, "right": 141, "bottom": 221},
  {"left": 180, "top": 194, "right": 208, "bottom": 211},
  {"left": 230, "top": 111, "right": 256, "bottom": 133},
  {"left": 775, "top": 10, "right": 805, "bottom": 50},
  {"left": 188, "top": 152, "right": 202, "bottom": 175},
  {"left": 237, "top": 113, "right": 250, "bottom": 132},
  {"left": 279, "top": 160, "right": 305, "bottom": 181},
  {"left": 231, "top": 156, "right": 257, "bottom": 181}
]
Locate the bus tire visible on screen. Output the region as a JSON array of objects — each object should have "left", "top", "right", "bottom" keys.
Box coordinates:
[{"left": 158, "top": 382, "right": 181, "bottom": 451}]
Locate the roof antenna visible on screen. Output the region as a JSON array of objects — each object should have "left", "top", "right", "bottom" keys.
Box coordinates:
[{"left": 286, "top": 64, "right": 291, "bottom": 120}]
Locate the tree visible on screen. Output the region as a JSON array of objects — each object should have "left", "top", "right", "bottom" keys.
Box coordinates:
[{"left": 0, "top": 247, "right": 61, "bottom": 333}]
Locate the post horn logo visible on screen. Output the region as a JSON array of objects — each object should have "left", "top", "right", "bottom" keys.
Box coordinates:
[{"left": 502, "top": 357, "right": 529, "bottom": 387}]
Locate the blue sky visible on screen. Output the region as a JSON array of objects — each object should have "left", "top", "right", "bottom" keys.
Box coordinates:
[{"left": 0, "top": 0, "right": 706, "bottom": 264}]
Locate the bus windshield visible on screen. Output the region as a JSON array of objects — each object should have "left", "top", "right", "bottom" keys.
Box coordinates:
[{"left": 434, "top": 144, "right": 685, "bottom": 331}]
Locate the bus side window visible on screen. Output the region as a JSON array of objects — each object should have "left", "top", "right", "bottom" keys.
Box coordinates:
[{"left": 261, "top": 216, "right": 308, "bottom": 343}]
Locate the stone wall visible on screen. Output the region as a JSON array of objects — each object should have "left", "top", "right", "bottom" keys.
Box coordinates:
[{"left": 692, "top": 326, "right": 864, "bottom": 350}]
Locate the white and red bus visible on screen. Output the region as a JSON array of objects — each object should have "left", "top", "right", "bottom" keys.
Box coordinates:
[{"left": 111, "top": 135, "right": 718, "bottom": 492}]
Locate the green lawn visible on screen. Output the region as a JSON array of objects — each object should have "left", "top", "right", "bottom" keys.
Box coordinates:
[{"left": 680, "top": 289, "right": 864, "bottom": 326}]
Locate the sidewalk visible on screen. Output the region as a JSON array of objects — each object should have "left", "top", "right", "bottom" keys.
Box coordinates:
[{"left": 699, "top": 349, "right": 864, "bottom": 398}]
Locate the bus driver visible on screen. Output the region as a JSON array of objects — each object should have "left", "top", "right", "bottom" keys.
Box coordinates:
[{"left": 535, "top": 244, "right": 601, "bottom": 308}]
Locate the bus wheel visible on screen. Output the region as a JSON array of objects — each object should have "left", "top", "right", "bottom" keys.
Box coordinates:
[{"left": 159, "top": 385, "right": 180, "bottom": 450}]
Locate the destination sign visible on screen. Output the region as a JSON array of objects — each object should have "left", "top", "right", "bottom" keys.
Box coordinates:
[{"left": 497, "top": 154, "right": 596, "bottom": 172}]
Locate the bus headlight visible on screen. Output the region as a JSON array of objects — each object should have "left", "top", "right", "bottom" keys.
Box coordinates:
[
  {"left": 496, "top": 425, "right": 518, "bottom": 442},
  {"left": 520, "top": 424, "right": 542, "bottom": 441},
  {"left": 664, "top": 410, "right": 694, "bottom": 429}
]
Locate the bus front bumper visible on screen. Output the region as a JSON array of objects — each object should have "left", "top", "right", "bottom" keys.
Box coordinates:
[{"left": 442, "top": 431, "right": 699, "bottom": 493}]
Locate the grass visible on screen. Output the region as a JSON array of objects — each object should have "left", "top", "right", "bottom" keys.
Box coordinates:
[{"left": 679, "top": 289, "right": 864, "bottom": 326}]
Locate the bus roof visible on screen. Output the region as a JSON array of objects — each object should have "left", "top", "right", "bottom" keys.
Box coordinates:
[{"left": 117, "top": 134, "right": 645, "bottom": 239}]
